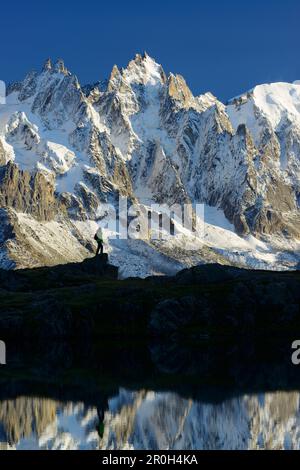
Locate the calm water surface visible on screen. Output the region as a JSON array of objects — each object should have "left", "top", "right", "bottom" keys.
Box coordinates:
[
  {"left": 1, "top": 338, "right": 299, "bottom": 450},
  {"left": 0, "top": 389, "right": 300, "bottom": 449}
]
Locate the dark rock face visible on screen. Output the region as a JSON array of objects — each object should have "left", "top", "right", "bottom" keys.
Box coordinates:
[
  {"left": 33, "top": 253, "right": 118, "bottom": 282},
  {"left": 0, "top": 162, "right": 58, "bottom": 221},
  {"left": 0, "top": 253, "right": 118, "bottom": 292},
  {"left": 64, "top": 253, "right": 118, "bottom": 278},
  {"left": 45, "top": 253, "right": 118, "bottom": 279}
]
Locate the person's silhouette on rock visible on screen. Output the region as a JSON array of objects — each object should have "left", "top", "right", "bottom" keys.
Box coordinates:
[{"left": 94, "top": 227, "right": 104, "bottom": 256}]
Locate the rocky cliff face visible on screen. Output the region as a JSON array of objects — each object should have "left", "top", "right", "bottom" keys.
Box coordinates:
[
  {"left": 0, "top": 162, "right": 58, "bottom": 221},
  {"left": 0, "top": 54, "right": 299, "bottom": 272}
]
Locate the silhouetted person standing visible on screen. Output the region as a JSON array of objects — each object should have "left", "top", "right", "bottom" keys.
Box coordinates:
[{"left": 94, "top": 227, "right": 104, "bottom": 256}]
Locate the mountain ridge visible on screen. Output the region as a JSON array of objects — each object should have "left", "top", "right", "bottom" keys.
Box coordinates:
[{"left": 0, "top": 53, "right": 300, "bottom": 275}]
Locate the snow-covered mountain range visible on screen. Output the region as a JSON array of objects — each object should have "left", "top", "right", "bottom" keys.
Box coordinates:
[{"left": 0, "top": 53, "right": 300, "bottom": 276}]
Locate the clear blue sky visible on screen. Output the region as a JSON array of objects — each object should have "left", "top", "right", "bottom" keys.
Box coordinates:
[{"left": 0, "top": 0, "right": 299, "bottom": 101}]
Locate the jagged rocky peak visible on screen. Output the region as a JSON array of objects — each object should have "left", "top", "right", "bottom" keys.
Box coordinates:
[
  {"left": 193, "top": 97, "right": 233, "bottom": 136},
  {"left": 12, "top": 57, "right": 79, "bottom": 105},
  {"left": 40, "top": 58, "right": 78, "bottom": 89},
  {"left": 8, "top": 58, "right": 91, "bottom": 111},
  {"left": 0, "top": 55, "right": 300, "bottom": 272},
  {"left": 42, "top": 57, "right": 70, "bottom": 76},
  {"left": 42, "top": 58, "right": 52, "bottom": 72},
  {"left": 53, "top": 58, "right": 70, "bottom": 75},
  {"left": 196, "top": 92, "right": 219, "bottom": 112},
  {"left": 166, "top": 73, "right": 194, "bottom": 108},
  {"left": 164, "top": 73, "right": 220, "bottom": 114},
  {"left": 107, "top": 64, "right": 123, "bottom": 92},
  {"left": 122, "top": 52, "right": 167, "bottom": 86}
]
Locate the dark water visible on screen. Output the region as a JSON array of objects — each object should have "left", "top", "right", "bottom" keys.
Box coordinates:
[{"left": 0, "top": 337, "right": 299, "bottom": 450}]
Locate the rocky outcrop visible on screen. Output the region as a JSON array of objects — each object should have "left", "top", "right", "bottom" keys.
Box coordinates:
[{"left": 0, "top": 162, "right": 58, "bottom": 221}]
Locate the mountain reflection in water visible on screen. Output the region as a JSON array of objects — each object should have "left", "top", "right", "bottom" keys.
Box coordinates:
[
  {"left": 0, "top": 337, "right": 300, "bottom": 450},
  {"left": 0, "top": 390, "right": 299, "bottom": 450}
]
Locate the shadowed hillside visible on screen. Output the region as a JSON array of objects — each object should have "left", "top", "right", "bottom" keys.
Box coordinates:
[{"left": 0, "top": 257, "right": 299, "bottom": 339}]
